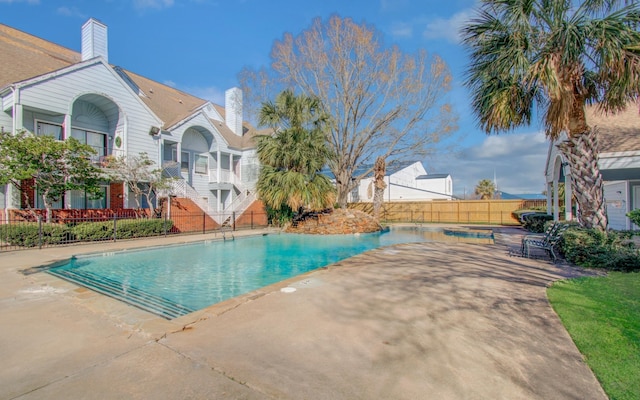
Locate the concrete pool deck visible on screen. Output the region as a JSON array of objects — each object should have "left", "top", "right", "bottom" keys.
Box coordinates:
[{"left": 0, "top": 226, "right": 607, "bottom": 399}]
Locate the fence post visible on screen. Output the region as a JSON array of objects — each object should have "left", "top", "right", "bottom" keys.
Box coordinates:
[
  {"left": 163, "top": 214, "right": 168, "bottom": 237},
  {"left": 113, "top": 213, "right": 117, "bottom": 242},
  {"left": 202, "top": 212, "right": 206, "bottom": 234},
  {"left": 251, "top": 211, "right": 254, "bottom": 229},
  {"left": 232, "top": 212, "right": 236, "bottom": 231},
  {"left": 38, "top": 215, "right": 43, "bottom": 249}
]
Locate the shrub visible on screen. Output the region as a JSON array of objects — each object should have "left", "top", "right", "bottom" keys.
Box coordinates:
[
  {"left": 522, "top": 213, "right": 554, "bottom": 233},
  {"left": 115, "top": 218, "right": 172, "bottom": 239},
  {"left": 71, "top": 218, "right": 173, "bottom": 241},
  {"left": 627, "top": 209, "right": 640, "bottom": 227},
  {"left": 266, "top": 205, "right": 295, "bottom": 227},
  {"left": 561, "top": 227, "right": 640, "bottom": 272},
  {"left": 0, "top": 222, "right": 71, "bottom": 247},
  {"left": 71, "top": 221, "right": 114, "bottom": 241}
]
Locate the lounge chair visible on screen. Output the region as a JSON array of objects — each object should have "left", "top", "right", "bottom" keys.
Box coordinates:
[{"left": 522, "top": 222, "right": 569, "bottom": 262}]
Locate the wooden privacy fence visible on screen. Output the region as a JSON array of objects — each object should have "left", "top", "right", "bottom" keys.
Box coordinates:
[{"left": 349, "top": 199, "right": 547, "bottom": 225}]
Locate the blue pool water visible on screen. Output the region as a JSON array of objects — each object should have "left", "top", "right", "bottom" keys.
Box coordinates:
[{"left": 47, "top": 226, "right": 493, "bottom": 319}]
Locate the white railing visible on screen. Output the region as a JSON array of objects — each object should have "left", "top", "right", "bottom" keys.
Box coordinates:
[
  {"left": 167, "top": 179, "right": 211, "bottom": 215},
  {"left": 164, "top": 161, "right": 257, "bottom": 223},
  {"left": 210, "top": 169, "right": 237, "bottom": 184},
  {"left": 223, "top": 189, "right": 256, "bottom": 213},
  {"left": 163, "top": 162, "right": 181, "bottom": 178}
]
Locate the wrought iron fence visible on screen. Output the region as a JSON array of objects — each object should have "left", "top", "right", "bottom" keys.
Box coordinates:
[{"left": 0, "top": 210, "right": 269, "bottom": 252}]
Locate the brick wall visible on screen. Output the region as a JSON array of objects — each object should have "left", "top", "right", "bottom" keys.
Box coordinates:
[
  {"left": 166, "top": 197, "right": 220, "bottom": 233},
  {"left": 235, "top": 200, "right": 268, "bottom": 228},
  {"left": 20, "top": 178, "right": 36, "bottom": 209},
  {"left": 109, "top": 182, "right": 124, "bottom": 209}
]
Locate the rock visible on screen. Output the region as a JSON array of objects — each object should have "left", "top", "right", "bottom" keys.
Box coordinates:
[{"left": 285, "top": 209, "right": 383, "bottom": 234}]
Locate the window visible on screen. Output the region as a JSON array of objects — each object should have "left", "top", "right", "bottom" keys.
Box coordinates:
[
  {"left": 71, "top": 128, "right": 106, "bottom": 160},
  {"left": 195, "top": 154, "right": 208, "bottom": 174},
  {"left": 36, "top": 121, "right": 63, "bottom": 140},
  {"left": 35, "top": 192, "right": 63, "bottom": 210},
  {"left": 70, "top": 187, "right": 107, "bottom": 209},
  {"left": 181, "top": 151, "right": 190, "bottom": 173}
]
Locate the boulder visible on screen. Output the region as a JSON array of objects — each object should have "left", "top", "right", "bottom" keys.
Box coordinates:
[{"left": 286, "top": 209, "right": 383, "bottom": 234}]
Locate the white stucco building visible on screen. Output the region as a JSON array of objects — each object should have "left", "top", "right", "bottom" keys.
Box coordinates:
[{"left": 349, "top": 161, "right": 453, "bottom": 202}]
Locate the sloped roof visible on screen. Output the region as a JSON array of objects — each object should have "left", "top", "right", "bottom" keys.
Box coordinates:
[
  {"left": 416, "top": 173, "right": 450, "bottom": 180},
  {"left": 0, "top": 23, "right": 80, "bottom": 88},
  {"left": 499, "top": 192, "right": 546, "bottom": 200},
  {"left": 586, "top": 99, "right": 640, "bottom": 153},
  {"left": 0, "top": 22, "right": 262, "bottom": 149},
  {"left": 120, "top": 69, "right": 208, "bottom": 128}
]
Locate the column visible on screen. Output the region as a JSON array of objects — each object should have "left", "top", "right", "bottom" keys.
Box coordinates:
[
  {"left": 217, "top": 150, "right": 221, "bottom": 183},
  {"left": 564, "top": 174, "right": 573, "bottom": 221},
  {"left": 13, "top": 103, "right": 23, "bottom": 132},
  {"left": 553, "top": 178, "right": 560, "bottom": 221},
  {"left": 546, "top": 182, "right": 552, "bottom": 215}
]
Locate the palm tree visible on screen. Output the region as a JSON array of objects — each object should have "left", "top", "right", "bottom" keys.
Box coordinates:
[
  {"left": 462, "top": 0, "right": 640, "bottom": 230},
  {"left": 475, "top": 179, "right": 496, "bottom": 200},
  {"left": 256, "top": 90, "right": 336, "bottom": 215}
]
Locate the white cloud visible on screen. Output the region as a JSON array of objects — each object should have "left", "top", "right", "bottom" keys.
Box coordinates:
[
  {"left": 133, "top": 0, "right": 174, "bottom": 10},
  {"left": 57, "top": 6, "right": 87, "bottom": 19},
  {"left": 431, "top": 131, "right": 549, "bottom": 196},
  {"left": 389, "top": 22, "right": 413, "bottom": 39},
  {"left": 422, "top": 8, "right": 475, "bottom": 44},
  {"left": 0, "top": 0, "right": 39, "bottom": 3}
]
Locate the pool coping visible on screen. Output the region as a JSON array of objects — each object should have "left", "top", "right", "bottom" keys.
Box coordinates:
[{"left": 25, "top": 225, "right": 498, "bottom": 328}]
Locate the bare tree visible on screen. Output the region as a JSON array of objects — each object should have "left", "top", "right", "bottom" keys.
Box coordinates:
[
  {"left": 104, "top": 153, "right": 173, "bottom": 217},
  {"left": 240, "top": 15, "right": 457, "bottom": 207}
]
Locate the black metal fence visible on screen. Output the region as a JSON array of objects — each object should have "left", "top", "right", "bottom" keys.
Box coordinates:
[{"left": 0, "top": 210, "right": 269, "bottom": 252}]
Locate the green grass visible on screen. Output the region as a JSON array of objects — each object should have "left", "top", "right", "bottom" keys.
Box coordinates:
[{"left": 547, "top": 272, "right": 640, "bottom": 400}]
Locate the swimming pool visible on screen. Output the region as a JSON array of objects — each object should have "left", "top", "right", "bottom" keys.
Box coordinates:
[{"left": 47, "top": 226, "right": 493, "bottom": 319}]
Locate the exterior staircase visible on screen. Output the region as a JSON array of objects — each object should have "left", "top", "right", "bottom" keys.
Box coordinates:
[{"left": 162, "top": 163, "right": 258, "bottom": 225}]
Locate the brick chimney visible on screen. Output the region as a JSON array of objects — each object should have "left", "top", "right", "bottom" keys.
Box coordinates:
[
  {"left": 225, "top": 87, "right": 243, "bottom": 136},
  {"left": 81, "top": 18, "right": 108, "bottom": 62}
]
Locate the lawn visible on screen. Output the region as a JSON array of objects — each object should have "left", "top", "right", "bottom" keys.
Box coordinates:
[{"left": 547, "top": 272, "right": 640, "bottom": 400}]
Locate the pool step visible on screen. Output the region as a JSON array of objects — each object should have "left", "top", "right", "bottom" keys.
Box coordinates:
[{"left": 48, "top": 268, "right": 194, "bottom": 319}]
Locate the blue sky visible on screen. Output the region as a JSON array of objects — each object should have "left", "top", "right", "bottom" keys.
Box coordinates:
[{"left": 0, "top": 0, "right": 550, "bottom": 196}]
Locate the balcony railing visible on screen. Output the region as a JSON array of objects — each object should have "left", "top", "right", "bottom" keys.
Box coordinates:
[{"left": 209, "top": 169, "right": 242, "bottom": 184}]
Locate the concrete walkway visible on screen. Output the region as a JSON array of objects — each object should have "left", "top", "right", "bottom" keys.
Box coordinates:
[{"left": 0, "top": 227, "right": 607, "bottom": 399}]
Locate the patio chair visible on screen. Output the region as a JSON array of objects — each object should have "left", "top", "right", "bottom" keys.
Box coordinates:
[
  {"left": 520, "top": 222, "right": 559, "bottom": 253},
  {"left": 522, "top": 223, "right": 570, "bottom": 262}
]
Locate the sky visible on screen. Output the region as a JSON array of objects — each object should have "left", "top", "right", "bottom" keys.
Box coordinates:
[{"left": 0, "top": 0, "right": 550, "bottom": 197}]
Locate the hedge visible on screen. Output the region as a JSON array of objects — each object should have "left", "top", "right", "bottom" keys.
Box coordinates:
[
  {"left": 0, "top": 222, "right": 71, "bottom": 247},
  {"left": 71, "top": 218, "right": 173, "bottom": 241},
  {"left": 522, "top": 213, "right": 554, "bottom": 233},
  {"left": 1, "top": 219, "right": 174, "bottom": 247},
  {"left": 561, "top": 227, "right": 640, "bottom": 272}
]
